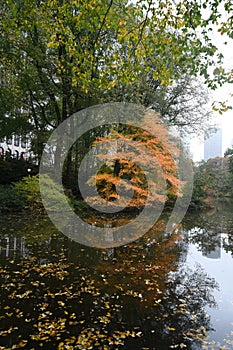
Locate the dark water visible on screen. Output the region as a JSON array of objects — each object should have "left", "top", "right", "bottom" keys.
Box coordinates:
[{"left": 0, "top": 205, "right": 233, "bottom": 349}]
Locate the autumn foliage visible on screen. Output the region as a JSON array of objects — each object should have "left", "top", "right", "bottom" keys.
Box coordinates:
[{"left": 86, "top": 111, "right": 181, "bottom": 208}]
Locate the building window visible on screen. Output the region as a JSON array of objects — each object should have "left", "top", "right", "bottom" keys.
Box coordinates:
[
  {"left": 14, "top": 135, "right": 20, "bottom": 147},
  {"left": 21, "top": 136, "right": 27, "bottom": 148},
  {"left": 7, "top": 137, "right": 12, "bottom": 145}
]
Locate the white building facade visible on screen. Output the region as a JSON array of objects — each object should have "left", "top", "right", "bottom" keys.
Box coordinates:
[{"left": 0, "top": 134, "right": 31, "bottom": 160}]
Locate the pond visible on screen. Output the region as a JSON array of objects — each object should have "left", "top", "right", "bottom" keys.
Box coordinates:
[{"left": 0, "top": 204, "right": 233, "bottom": 349}]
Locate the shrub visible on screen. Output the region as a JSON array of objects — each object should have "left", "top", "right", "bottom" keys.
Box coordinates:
[
  {"left": 0, "top": 158, "right": 38, "bottom": 184},
  {"left": 14, "top": 175, "right": 43, "bottom": 211},
  {"left": 0, "top": 175, "right": 73, "bottom": 213},
  {"left": 14, "top": 174, "right": 72, "bottom": 212},
  {"left": 0, "top": 185, "right": 25, "bottom": 212}
]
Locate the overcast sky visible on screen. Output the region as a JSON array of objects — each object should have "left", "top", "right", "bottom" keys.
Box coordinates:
[{"left": 190, "top": 19, "right": 233, "bottom": 162}]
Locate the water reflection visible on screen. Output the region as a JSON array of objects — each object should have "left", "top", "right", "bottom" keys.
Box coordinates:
[
  {"left": 0, "top": 212, "right": 225, "bottom": 349},
  {"left": 183, "top": 203, "right": 233, "bottom": 348},
  {"left": 0, "top": 236, "right": 27, "bottom": 259},
  {"left": 183, "top": 202, "right": 233, "bottom": 258}
]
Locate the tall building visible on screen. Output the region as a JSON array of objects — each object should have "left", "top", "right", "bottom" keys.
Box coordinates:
[{"left": 204, "top": 128, "right": 222, "bottom": 161}]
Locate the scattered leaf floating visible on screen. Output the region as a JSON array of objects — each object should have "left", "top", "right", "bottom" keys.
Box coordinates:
[{"left": 0, "top": 213, "right": 227, "bottom": 349}]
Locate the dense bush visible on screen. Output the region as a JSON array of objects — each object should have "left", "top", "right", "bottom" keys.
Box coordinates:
[
  {"left": 0, "top": 174, "right": 72, "bottom": 213},
  {"left": 0, "top": 185, "right": 25, "bottom": 212},
  {"left": 0, "top": 157, "right": 38, "bottom": 184},
  {"left": 14, "top": 175, "right": 43, "bottom": 211},
  {"left": 14, "top": 174, "right": 72, "bottom": 212}
]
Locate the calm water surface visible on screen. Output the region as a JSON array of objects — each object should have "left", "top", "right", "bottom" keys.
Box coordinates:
[{"left": 1, "top": 205, "right": 233, "bottom": 349}]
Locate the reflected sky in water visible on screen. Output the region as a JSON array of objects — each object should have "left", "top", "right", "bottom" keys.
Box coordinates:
[
  {"left": 186, "top": 242, "right": 233, "bottom": 344},
  {"left": 183, "top": 204, "right": 233, "bottom": 348}
]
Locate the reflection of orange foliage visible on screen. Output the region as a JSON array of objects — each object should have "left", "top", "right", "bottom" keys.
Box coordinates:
[
  {"left": 94, "top": 219, "right": 183, "bottom": 306},
  {"left": 92, "top": 111, "right": 181, "bottom": 207}
]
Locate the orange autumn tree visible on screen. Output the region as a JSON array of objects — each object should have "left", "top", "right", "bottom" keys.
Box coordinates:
[{"left": 86, "top": 110, "right": 182, "bottom": 208}]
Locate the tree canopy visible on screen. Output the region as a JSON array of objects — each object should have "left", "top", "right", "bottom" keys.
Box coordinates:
[{"left": 0, "top": 0, "right": 233, "bottom": 158}]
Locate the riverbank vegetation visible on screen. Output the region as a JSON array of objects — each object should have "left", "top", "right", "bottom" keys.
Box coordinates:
[
  {"left": 191, "top": 153, "right": 233, "bottom": 209},
  {"left": 1, "top": 141, "right": 233, "bottom": 214},
  {"left": 1, "top": 153, "right": 233, "bottom": 215}
]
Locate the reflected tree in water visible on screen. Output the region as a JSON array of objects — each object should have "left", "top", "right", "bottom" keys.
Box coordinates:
[
  {"left": 183, "top": 204, "right": 233, "bottom": 257},
  {"left": 0, "top": 215, "right": 219, "bottom": 349}
]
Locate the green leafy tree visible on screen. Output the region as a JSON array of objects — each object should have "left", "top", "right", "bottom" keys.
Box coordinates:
[
  {"left": 1, "top": 0, "right": 233, "bottom": 162},
  {"left": 191, "top": 157, "right": 232, "bottom": 208},
  {"left": 224, "top": 146, "right": 233, "bottom": 172},
  {"left": 105, "top": 73, "right": 215, "bottom": 136},
  {"left": 224, "top": 146, "right": 233, "bottom": 193}
]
